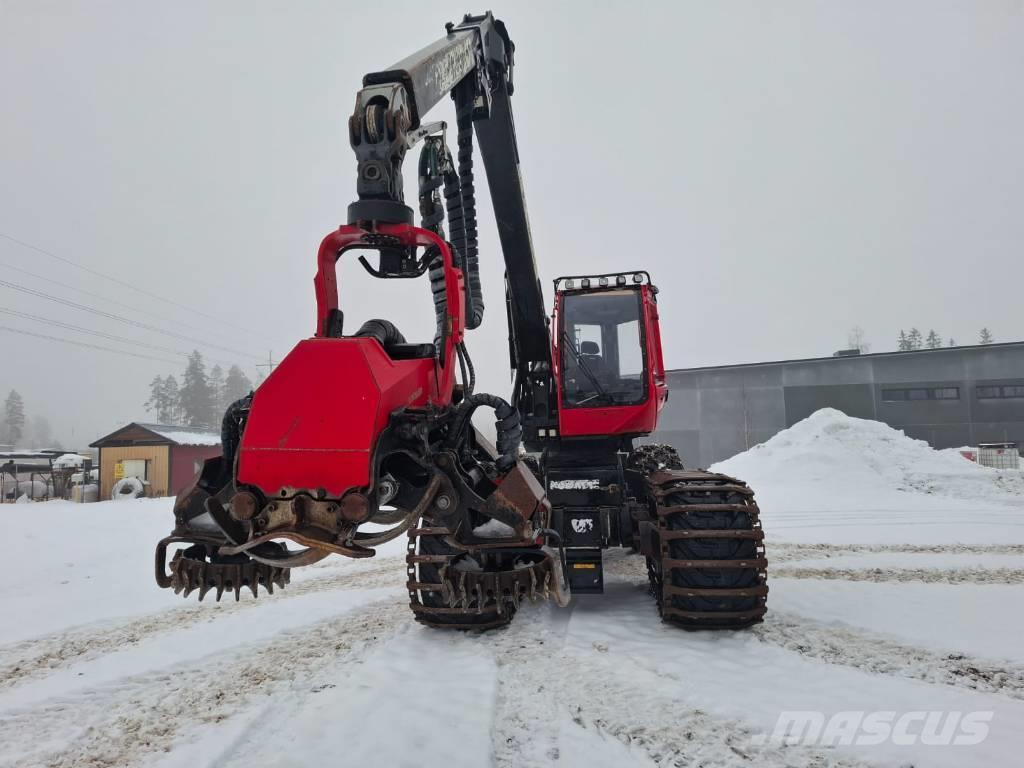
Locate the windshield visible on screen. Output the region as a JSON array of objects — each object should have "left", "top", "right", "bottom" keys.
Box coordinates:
[{"left": 560, "top": 289, "right": 647, "bottom": 408}]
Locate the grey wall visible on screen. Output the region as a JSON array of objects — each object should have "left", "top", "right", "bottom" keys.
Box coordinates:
[{"left": 652, "top": 343, "right": 1024, "bottom": 467}]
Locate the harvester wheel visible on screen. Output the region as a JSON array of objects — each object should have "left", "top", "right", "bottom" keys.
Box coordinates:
[
  {"left": 406, "top": 523, "right": 516, "bottom": 630},
  {"left": 645, "top": 470, "right": 767, "bottom": 628}
]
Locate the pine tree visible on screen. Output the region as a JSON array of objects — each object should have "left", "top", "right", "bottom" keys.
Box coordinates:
[
  {"left": 145, "top": 376, "right": 167, "bottom": 422},
  {"left": 223, "top": 364, "right": 254, "bottom": 406},
  {"left": 209, "top": 365, "right": 226, "bottom": 415},
  {"left": 948, "top": 338, "right": 956, "bottom": 347},
  {"left": 164, "top": 375, "right": 181, "bottom": 424},
  {"left": 926, "top": 330, "right": 942, "bottom": 349},
  {"left": 979, "top": 327, "right": 994, "bottom": 345},
  {"left": 897, "top": 330, "right": 910, "bottom": 351},
  {"left": 907, "top": 328, "right": 923, "bottom": 351},
  {"left": 3, "top": 390, "right": 26, "bottom": 446},
  {"left": 144, "top": 376, "right": 179, "bottom": 423},
  {"left": 179, "top": 351, "right": 215, "bottom": 428}
]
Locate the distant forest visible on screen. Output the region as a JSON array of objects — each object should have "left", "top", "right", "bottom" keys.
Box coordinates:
[
  {"left": 846, "top": 327, "right": 997, "bottom": 354},
  {"left": 145, "top": 351, "right": 255, "bottom": 430}
]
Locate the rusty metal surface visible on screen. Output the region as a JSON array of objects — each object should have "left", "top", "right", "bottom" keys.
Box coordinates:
[
  {"left": 477, "top": 460, "right": 550, "bottom": 535},
  {"left": 155, "top": 537, "right": 292, "bottom": 601},
  {"left": 228, "top": 491, "right": 258, "bottom": 521},
  {"left": 439, "top": 550, "right": 568, "bottom": 613},
  {"left": 219, "top": 531, "right": 372, "bottom": 560},
  {"left": 406, "top": 519, "right": 570, "bottom": 630}
]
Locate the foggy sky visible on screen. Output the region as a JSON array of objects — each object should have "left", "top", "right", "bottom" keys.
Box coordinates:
[{"left": 1, "top": 0, "right": 1022, "bottom": 447}]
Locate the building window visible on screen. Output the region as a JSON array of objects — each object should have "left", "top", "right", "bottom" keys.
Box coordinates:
[
  {"left": 882, "top": 387, "right": 960, "bottom": 402},
  {"left": 976, "top": 384, "right": 1024, "bottom": 399},
  {"left": 121, "top": 458, "right": 149, "bottom": 480}
]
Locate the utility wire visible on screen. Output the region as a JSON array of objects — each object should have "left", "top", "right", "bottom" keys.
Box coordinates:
[
  {"left": 0, "top": 325, "right": 183, "bottom": 366},
  {"left": 0, "top": 231, "right": 269, "bottom": 341},
  {"left": 0, "top": 278, "right": 264, "bottom": 361},
  {"left": 0, "top": 257, "right": 249, "bottom": 344},
  {"left": 0, "top": 306, "right": 240, "bottom": 369}
]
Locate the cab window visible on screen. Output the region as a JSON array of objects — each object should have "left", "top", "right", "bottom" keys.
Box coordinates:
[{"left": 560, "top": 290, "right": 647, "bottom": 408}]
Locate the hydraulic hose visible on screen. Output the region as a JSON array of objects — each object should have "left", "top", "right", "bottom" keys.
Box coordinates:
[
  {"left": 354, "top": 319, "right": 407, "bottom": 350},
  {"left": 446, "top": 392, "right": 522, "bottom": 473},
  {"left": 457, "top": 341, "right": 476, "bottom": 396},
  {"left": 452, "top": 92, "right": 485, "bottom": 330},
  {"left": 218, "top": 395, "right": 251, "bottom": 487},
  {"left": 418, "top": 139, "right": 456, "bottom": 356},
  {"left": 417, "top": 139, "right": 448, "bottom": 236}
]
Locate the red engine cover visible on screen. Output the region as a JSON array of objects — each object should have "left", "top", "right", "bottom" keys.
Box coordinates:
[{"left": 236, "top": 338, "right": 435, "bottom": 498}]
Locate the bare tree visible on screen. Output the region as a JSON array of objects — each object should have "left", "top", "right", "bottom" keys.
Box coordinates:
[{"left": 847, "top": 326, "right": 870, "bottom": 353}]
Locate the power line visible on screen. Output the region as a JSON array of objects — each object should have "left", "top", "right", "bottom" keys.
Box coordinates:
[
  {"left": 0, "top": 278, "right": 264, "bottom": 361},
  {"left": 0, "top": 325, "right": 183, "bottom": 366},
  {"left": 0, "top": 231, "right": 271, "bottom": 341},
  {"left": 0, "top": 257, "right": 247, "bottom": 344},
  {"left": 0, "top": 306, "right": 241, "bottom": 370},
  {"left": 0, "top": 306, "right": 185, "bottom": 356}
]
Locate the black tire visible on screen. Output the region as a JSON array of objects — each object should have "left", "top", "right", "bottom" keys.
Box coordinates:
[
  {"left": 411, "top": 529, "right": 516, "bottom": 629},
  {"left": 663, "top": 488, "right": 759, "bottom": 614}
]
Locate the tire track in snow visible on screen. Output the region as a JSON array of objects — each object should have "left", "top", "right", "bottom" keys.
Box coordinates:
[
  {"left": 485, "top": 611, "right": 870, "bottom": 768},
  {"left": 769, "top": 542, "right": 1024, "bottom": 564},
  {"left": 0, "top": 598, "right": 409, "bottom": 768},
  {"left": 772, "top": 565, "right": 1024, "bottom": 584},
  {"left": 753, "top": 612, "right": 1024, "bottom": 701},
  {"left": 603, "top": 545, "right": 1024, "bottom": 584},
  {"left": 602, "top": 549, "right": 1024, "bottom": 701},
  {"left": 0, "top": 557, "right": 405, "bottom": 692},
  {"left": 602, "top": 544, "right": 1024, "bottom": 582}
]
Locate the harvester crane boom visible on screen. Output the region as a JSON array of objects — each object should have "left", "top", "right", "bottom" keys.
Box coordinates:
[{"left": 347, "top": 12, "right": 551, "bottom": 383}]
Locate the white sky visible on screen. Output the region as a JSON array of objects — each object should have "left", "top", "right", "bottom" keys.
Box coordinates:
[{"left": 1, "top": 0, "right": 1022, "bottom": 446}]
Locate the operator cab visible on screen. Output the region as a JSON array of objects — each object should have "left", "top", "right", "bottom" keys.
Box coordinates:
[
  {"left": 552, "top": 273, "right": 668, "bottom": 439},
  {"left": 561, "top": 289, "right": 647, "bottom": 408}
]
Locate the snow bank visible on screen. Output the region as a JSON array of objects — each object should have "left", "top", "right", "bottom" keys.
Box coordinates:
[
  {"left": 714, "top": 408, "right": 1024, "bottom": 505},
  {"left": 711, "top": 409, "right": 1024, "bottom": 544}
]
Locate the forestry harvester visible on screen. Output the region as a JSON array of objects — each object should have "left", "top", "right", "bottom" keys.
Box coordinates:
[{"left": 155, "top": 13, "right": 768, "bottom": 629}]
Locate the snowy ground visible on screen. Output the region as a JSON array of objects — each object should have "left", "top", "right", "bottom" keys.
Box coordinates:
[{"left": 2, "top": 409, "right": 1023, "bottom": 767}]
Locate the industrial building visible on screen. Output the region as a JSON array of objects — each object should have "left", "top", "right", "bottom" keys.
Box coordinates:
[
  {"left": 90, "top": 423, "right": 221, "bottom": 500},
  {"left": 652, "top": 341, "right": 1024, "bottom": 468}
]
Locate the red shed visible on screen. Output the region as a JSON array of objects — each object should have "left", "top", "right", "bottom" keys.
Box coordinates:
[{"left": 90, "top": 423, "right": 221, "bottom": 499}]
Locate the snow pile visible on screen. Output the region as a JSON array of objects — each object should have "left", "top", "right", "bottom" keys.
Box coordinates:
[
  {"left": 472, "top": 518, "right": 517, "bottom": 538},
  {"left": 713, "top": 408, "right": 1024, "bottom": 510}
]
